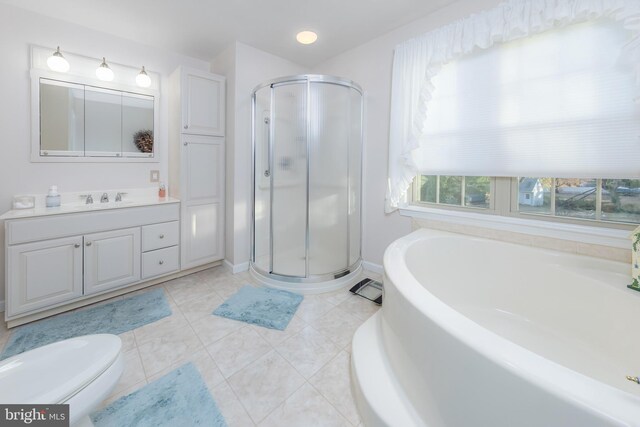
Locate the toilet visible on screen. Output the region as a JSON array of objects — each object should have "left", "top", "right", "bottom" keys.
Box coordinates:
[{"left": 0, "top": 334, "right": 123, "bottom": 426}]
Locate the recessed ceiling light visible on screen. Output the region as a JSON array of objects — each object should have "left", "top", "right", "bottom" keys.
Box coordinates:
[{"left": 296, "top": 30, "right": 318, "bottom": 45}]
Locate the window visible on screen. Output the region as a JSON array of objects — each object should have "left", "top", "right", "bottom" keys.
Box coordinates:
[
  {"left": 412, "top": 176, "right": 640, "bottom": 225},
  {"left": 415, "top": 176, "right": 491, "bottom": 209}
]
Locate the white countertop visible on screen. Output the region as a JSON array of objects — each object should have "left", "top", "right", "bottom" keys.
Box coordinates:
[{"left": 0, "top": 195, "right": 180, "bottom": 220}]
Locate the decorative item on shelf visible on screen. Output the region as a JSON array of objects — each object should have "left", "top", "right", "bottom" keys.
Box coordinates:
[
  {"left": 47, "top": 46, "right": 69, "bottom": 72},
  {"left": 136, "top": 66, "right": 151, "bottom": 88},
  {"left": 133, "top": 129, "right": 154, "bottom": 153},
  {"left": 45, "top": 185, "right": 61, "bottom": 208},
  {"left": 158, "top": 183, "right": 166, "bottom": 198},
  {"left": 96, "top": 57, "right": 114, "bottom": 81},
  {"left": 629, "top": 224, "right": 640, "bottom": 292}
]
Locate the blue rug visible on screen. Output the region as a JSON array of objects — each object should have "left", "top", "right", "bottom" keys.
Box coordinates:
[
  {"left": 213, "top": 285, "right": 303, "bottom": 330},
  {"left": 91, "top": 362, "right": 226, "bottom": 427},
  {"left": 1, "top": 288, "right": 171, "bottom": 359}
]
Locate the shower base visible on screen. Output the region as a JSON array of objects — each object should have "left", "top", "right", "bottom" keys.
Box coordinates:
[{"left": 249, "top": 262, "right": 363, "bottom": 294}]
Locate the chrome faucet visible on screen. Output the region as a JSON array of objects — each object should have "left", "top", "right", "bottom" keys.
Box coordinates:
[
  {"left": 115, "top": 192, "right": 127, "bottom": 202},
  {"left": 100, "top": 193, "right": 109, "bottom": 203},
  {"left": 81, "top": 194, "right": 93, "bottom": 204}
]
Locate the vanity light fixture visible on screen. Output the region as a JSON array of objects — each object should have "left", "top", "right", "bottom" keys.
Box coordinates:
[
  {"left": 296, "top": 30, "right": 318, "bottom": 45},
  {"left": 46, "top": 46, "right": 70, "bottom": 72},
  {"left": 136, "top": 66, "right": 151, "bottom": 88},
  {"left": 95, "top": 57, "right": 114, "bottom": 81}
]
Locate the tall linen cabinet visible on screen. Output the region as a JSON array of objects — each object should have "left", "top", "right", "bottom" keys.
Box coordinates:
[{"left": 169, "top": 67, "right": 225, "bottom": 270}]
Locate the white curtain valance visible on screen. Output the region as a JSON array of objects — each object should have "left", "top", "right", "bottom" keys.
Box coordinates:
[{"left": 386, "top": 0, "right": 640, "bottom": 212}]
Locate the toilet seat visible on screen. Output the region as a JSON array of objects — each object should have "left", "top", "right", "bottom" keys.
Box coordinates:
[{"left": 0, "top": 334, "right": 122, "bottom": 404}]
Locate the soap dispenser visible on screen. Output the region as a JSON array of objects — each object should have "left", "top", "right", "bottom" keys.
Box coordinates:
[{"left": 46, "top": 185, "right": 61, "bottom": 207}]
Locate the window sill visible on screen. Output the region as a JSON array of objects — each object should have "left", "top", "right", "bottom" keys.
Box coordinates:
[{"left": 399, "top": 205, "right": 631, "bottom": 249}]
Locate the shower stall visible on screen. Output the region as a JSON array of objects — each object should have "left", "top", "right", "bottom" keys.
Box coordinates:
[{"left": 251, "top": 75, "right": 363, "bottom": 293}]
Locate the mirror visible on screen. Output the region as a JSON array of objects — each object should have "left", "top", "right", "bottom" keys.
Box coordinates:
[{"left": 39, "top": 78, "right": 155, "bottom": 158}]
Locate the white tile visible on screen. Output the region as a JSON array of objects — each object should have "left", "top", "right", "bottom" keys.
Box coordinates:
[
  {"left": 309, "top": 351, "right": 361, "bottom": 425},
  {"left": 165, "top": 280, "right": 219, "bottom": 305},
  {"left": 211, "top": 280, "right": 244, "bottom": 300},
  {"left": 336, "top": 295, "right": 380, "bottom": 322},
  {"left": 178, "top": 292, "right": 224, "bottom": 324},
  {"left": 110, "top": 348, "right": 146, "bottom": 396},
  {"left": 146, "top": 348, "right": 225, "bottom": 391},
  {"left": 118, "top": 331, "right": 136, "bottom": 352},
  {"left": 191, "top": 314, "right": 244, "bottom": 346},
  {"left": 295, "top": 295, "right": 335, "bottom": 322},
  {"left": 228, "top": 350, "right": 305, "bottom": 423},
  {"left": 210, "top": 381, "right": 256, "bottom": 427},
  {"left": 132, "top": 312, "right": 189, "bottom": 345},
  {"left": 250, "top": 315, "right": 307, "bottom": 347},
  {"left": 99, "top": 379, "right": 147, "bottom": 410},
  {"left": 259, "top": 383, "right": 351, "bottom": 427},
  {"left": 311, "top": 307, "right": 364, "bottom": 349},
  {"left": 207, "top": 327, "right": 272, "bottom": 378},
  {"left": 137, "top": 325, "right": 203, "bottom": 376},
  {"left": 276, "top": 326, "right": 340, "bottom": 379}
]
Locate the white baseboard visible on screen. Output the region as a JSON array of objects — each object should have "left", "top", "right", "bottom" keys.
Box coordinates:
[
  {"left": 224, "top": 259, "right": 250, "bottom": 274},
  {"left": 361, "top": 261, "right": 383, "bottom": 275}
]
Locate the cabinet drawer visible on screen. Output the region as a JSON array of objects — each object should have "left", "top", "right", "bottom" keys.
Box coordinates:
[
  {"left": 142, "top": 221, "right": 179, "bottom": 252},
  {"left": 142, "top": 246, "right": 179, "bottom": 279}
]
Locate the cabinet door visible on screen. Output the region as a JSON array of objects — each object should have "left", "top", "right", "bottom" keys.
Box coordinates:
[
  {"left": 183, "top": 203, "right": 223, "bottom": 268},
  {"left": 7, "top": 236, "right": 83, "bottom": 317},
  {"left": 184, "top": 135, "right": 224, "bottom": 202},
  {"left": 84, "top": 227, "right": 141, "bottom": 295},
  {"left": 182, "top": 70, "right": 225, "bottom": 136}
]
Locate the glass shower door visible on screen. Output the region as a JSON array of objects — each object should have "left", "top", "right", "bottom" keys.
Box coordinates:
[{"left": 270, "top": 83, "right": 308, "bottom": 277}]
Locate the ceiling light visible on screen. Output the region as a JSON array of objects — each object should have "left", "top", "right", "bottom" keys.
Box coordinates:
[
  {"left": 96, "top": 57, "right": 114, "bottom": 81},
  {"left": 136, "top": 66, "right": 151, "bottom": 88},
  {"left": 296, "top": 30, "right": 318, "bottom": 45},
  {"left": 47, "top": 46, "right": 70, "bottom": 72}
]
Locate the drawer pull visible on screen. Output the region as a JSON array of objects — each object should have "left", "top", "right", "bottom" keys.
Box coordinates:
[
  {"left": 159, "top": 260, "right": 164, "bottom": 265},
  {"left": 86, "top": 242, "right": 92, "bottom": 247},
  {"left": 74, "top": 244, "right": 80, "bottom": 248},
  {"left": 159, "top": 234, "right": 165, "bottom": 239}
]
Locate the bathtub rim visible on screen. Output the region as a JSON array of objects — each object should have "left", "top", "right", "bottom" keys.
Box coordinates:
[{"left": 381, "top": 228, "right": 640, "bottom": 425}]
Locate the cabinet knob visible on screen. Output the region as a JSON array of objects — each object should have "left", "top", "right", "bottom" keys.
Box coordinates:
[
  {"left": 74, "top": 244, "right": 80, "bottom": 248},
  {"left": 159, "top": 260, "right": 164, "bottom": 265},
  {"left": 159, "top": 234, "right": 165, "bottom": 239},
  {"left": 184, "top": 125, "right": 188, "bottom": 129},
  {"left": 183, "top": 142, "right": 188, "bottom": 146},
  {"left": 86, "top": 242, "right": 92, "bottom": 246}
]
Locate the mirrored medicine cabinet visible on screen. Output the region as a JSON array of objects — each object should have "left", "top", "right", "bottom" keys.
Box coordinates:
[{"left": 32, "top": 72, "right": 160, "bottom": 163}]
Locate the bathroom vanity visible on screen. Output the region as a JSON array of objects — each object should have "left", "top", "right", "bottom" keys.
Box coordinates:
[{"left": 1, "top": 198, "right": 186, "bottom": 327}]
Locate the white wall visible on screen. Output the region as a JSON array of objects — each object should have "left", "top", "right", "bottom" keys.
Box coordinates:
[
  {"left": 211, "top": 42, "right": 305, "bottom": 269},
  {"left": 312, "top": 0, "right": 503, "bottom": 267},
  {"left": 0, "top": 4, "right": 209, "bottom": 304}
]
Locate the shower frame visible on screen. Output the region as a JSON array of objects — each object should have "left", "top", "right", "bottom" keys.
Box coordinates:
[{"left": 250, "top": 74, "right": 364, "bottom": 287}]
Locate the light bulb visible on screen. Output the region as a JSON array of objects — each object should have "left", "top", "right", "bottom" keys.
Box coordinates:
[
  {"left": 96, "top": 57, "right": 114, "bottom": 81},
  {"left": 136, "top": 66, "right": 151, "bottom": 87},
  {"left": 296, "top": 30, "right": 318, "bottom": 45},
  {"left": 47, "top": 46, "right": 70, "bottom": 72}
]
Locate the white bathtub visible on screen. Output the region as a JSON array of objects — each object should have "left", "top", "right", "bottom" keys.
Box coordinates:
[{"left": 352, "top": 228, "right": 640, "bottom": 427}]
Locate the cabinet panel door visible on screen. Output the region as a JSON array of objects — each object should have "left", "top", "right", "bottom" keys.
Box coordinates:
[
  {"left": 8, "top": 236, "right": 83, "bottom": 316},
  {"left": 184, "top": 136, "right": 223, "bottom": 202},
  {"left": 182, "top": 203, "right": 223, "bottom": 268},
  {"left": 182, "top": 71, "right": 225, "bottom": 136},
  {"left": 84, "top": 227, "right": 141, "bottom": 295}
]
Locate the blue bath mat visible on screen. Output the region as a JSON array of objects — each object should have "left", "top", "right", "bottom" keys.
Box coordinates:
[
  {"left": 1, "top": 288, "right": 171, "bottom": 359},
  {"left": 213, "top": 285, "right": 303, "bottom": 330},
  {"left": 91, "top": 362, "right": 226, "bottom": 427}
]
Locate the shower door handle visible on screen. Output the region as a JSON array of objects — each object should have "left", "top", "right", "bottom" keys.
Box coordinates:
[{"left": 264, "top": 114, "right": 271, "bottom": 180}]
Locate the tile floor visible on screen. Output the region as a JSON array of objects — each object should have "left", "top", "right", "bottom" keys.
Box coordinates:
[{"left": 0, "top": 266, "right": 381, "bottom": 426}]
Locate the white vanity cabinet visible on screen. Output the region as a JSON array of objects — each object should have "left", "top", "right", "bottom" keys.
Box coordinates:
[
  {"left": 170, "top": 67, "right": 226, "bottom": 270},
  {"left": 8, "top": 236, "right": 83, "bottom": 316},
  {"left": 3, "top": 202, "right": 180, "bottom": 325},
  {"left": 83, "top": 228, "right": 141, "bottom": 295}
]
